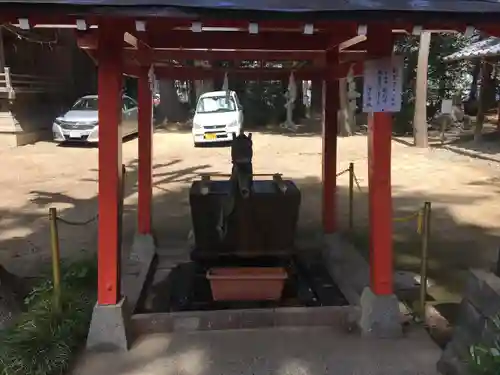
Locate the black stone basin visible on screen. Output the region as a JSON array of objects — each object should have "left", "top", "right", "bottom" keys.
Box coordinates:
[{"left": 189, "top": 179, "right": 301, "bottom": 263}]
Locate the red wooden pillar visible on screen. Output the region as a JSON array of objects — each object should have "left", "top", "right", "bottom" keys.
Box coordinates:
[
  {"left": 322, "top": 54, "right": 339, "bottom": 234},
  {"left": 367, "top": 28, "right": 395, "bottom": 296},
  {"left": 97, "top": 22, "right": 124, "bottom": 305},
  {"left": 137, "top": 67, "right": 153, "bottom": 235}
]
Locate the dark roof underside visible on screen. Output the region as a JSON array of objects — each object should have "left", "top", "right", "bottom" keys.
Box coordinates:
[
  {"left": 1, "top": 0, "right": 500, "bottom": 12},
  {"left": 3, "top": 0, "right": 500, "bottom": 20}
]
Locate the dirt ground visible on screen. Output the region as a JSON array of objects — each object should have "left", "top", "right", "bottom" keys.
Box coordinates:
[{"left": 2, "top": 124, "right": 500, "bottom": 310}]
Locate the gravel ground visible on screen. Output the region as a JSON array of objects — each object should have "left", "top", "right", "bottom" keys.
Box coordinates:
[{"left": 1, "top": 127, "right": 500, "bottom": 303}]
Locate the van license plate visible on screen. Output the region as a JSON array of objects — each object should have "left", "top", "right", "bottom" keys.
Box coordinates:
[
  {"left": 69, "top": 131, "right": 82, "bottom": 138},
  {"left": 204, "top": 133, "right": 217, "bottom": 140}
]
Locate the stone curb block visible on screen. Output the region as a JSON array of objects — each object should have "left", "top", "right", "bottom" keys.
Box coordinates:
[{"left": 131, "top": 306, "right": 360, "bottom": 335}]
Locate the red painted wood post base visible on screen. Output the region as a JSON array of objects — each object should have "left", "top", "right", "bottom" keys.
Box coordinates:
[
  {"left": 358, "top": 27, "right": 402, "bottom": 339},
  {"left": 87, "top": 22, "right": 131, "bottom": 352},
  {"left": 366, "top": 27, "right": 396, "bottom": 296},
  {"left": 367, "top": 112, "right": 393, "bottom": 295},
  {"left": 96, "top": 23, "right": 124, "bottom": 306},
  {"left": 322, "top": 62, "right": 340, "bottom": 234},
  {"left": 137, "top": 67, "right": 153, "bottom": 235}
]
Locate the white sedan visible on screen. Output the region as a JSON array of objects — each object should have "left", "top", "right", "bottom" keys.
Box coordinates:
[{"left": 52, "top": 95, "right": 139, "bottom": 144}]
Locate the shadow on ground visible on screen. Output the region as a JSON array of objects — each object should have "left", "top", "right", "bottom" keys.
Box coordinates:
[
  {"left": 392, "top": 122, "right": 500, "bottom": 164},
  {"left": 0, "top": 155, "right": 497, "bottom": 306},
  {"left": 73, "top": 327, "right": 439, "bottom": 375}
]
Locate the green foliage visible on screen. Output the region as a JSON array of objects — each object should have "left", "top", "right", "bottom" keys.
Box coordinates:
[
  {"left": 0, "top": 258, "right": 97, "bottom": 375},
  {"left": 240, "top": 80, "right": 287, "bottom": 126},
  {"left": 468, "top": 316, "right": 500, "bottom": 375},
  {"left": 469, "top": 342, "right": 500, "bottom": 375},
  {"left": 394, "top": 33, "right": 472, "bottom": 133}
]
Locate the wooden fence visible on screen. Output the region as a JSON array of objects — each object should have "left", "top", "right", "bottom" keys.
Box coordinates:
[{"left": 0, "top": 67, "right": 63, "bottom": 99}]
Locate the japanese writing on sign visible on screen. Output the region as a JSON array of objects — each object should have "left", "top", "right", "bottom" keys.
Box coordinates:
[{"left": 362, "top": 56, "right": 403, "bottom": 113}]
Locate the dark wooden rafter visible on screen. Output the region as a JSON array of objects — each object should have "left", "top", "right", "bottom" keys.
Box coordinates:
[
  {"left": 121, "top": 48, "right": 327, "bottom": 64},
  {"left": 77, "top": 30, "right": 352, "bottom": 51},
  {"left": 123, "top": 62, "right": 363, "bottom": 80}
]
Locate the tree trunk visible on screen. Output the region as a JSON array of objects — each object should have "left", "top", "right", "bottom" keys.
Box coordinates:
[
  {"left": 475, "top": 60, "right": 491, "bottom": 142},
  {"left": 0, "top": 29, "right": 5, "bottom": 73},
  {"left": 310, "top": 79, "right": 322, "bottom": 115},
  {"left": 194, "top": 60, "right": 214, "bottom": 100},
  {"left": 195, "top": 80, "right": 214, "bottom": 98},
  {"left": 338, "top": 78, "right": 353, "bottom": 136},
  {"left": 469, "top": 60, "right": 481, "bottom": 102},
  {"left": 158, "top": 80, "right": 188, "bottom": 123},
  {"left": 413, "top": 31, "right": 432, "bottom": 148},
  {"left": 292, "top": 80, "right": 305, "bottom": 123},
  {"left": 497, "top": 100, "right": 500, "bottom": 132},
  {"left": 188, "top": 80, "right": 197, "bottom": 109}
]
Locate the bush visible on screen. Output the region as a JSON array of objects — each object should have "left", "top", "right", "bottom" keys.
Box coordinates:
[
  {"left": 469, "top": 316, "right": 500, "bottom": 375},
  {"left": 0, "top": 258, "right": 97, "bottom": 375},
  {"left": 469, "top": 341, "right": 500, "bottom": 375}
]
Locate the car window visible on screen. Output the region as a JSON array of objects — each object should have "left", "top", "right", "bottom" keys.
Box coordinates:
[
  {"left": 196, "top": 96, "right": 236, "bottom": 114},
  {"left": 72, "top": 97, "right": 98, "bottom": 110},
  {"left": 123, "top": 97, "right": 137, "bottom": 111}
]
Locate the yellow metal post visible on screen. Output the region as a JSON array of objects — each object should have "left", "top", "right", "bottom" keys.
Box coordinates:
[
  {"left": 49, "top": 207, "right": 62, "bottom": 313},
  {"left": 348, "top": 162, "right": 354, "bottom": 230},
  {"left": 419, "top": 202, "right": 432, "bottom": 317}
]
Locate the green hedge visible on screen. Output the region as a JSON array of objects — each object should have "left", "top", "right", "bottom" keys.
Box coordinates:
[
  {"left": 470, "top": 342, "right": 500, "bottom": 375},
  {"left": 0, "top": 258, "right": 97, "bottom": 375},
  {"left": 469, "top": 316, "right": 500, "bottom": 375}
]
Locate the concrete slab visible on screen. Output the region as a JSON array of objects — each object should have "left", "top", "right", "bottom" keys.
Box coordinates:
[
  {"left": 122, "top": 234, "right": 157, "bottom": 312},
  {"left": 73, "top": 326, "right": 441, "bottom": 375},
  {"left": 130, "top": 234, "right": 156, "bottom": 263}
]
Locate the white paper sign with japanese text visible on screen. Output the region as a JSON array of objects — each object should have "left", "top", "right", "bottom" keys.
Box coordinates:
[
  {"left": 441, "top": 99, "right": 453, "bottom": 114},
  {"left": 362, "top": 56, "right": 403, "bottom": 113}
]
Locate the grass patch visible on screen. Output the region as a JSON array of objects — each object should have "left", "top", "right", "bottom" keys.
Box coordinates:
[
  {"left": 0, "top": 257, "right": 97, "bottom": 375},
  {"left": 469, "top": 321, "right": 500, "bottom": 375}
]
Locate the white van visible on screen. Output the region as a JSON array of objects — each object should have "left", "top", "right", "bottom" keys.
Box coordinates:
[{"left": 192, "top": 90, "right": 243, "bottom": 146}]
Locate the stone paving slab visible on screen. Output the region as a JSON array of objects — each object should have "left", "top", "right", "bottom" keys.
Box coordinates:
[{"left": 73, "top": 326, "right": 440, "bottom": 375}]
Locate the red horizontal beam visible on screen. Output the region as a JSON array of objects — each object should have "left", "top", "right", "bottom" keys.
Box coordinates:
[
  {"left": 86, "top": 47, "right": 363, "bottom": 74},
  {"left": 123, "top": 49, "right": 326, "bottom": 65},
  {"left": 145, "top": 31, "right": 345, "bottom": 50},
  {"left": 124, "top": 62, "right": 362, "bottom": 80},
  {"left": 481, "top": 26, "right": 500, "bottom": 37},
  {"left": 77, "top": 30, "right": 343, "bottom": 51}
]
